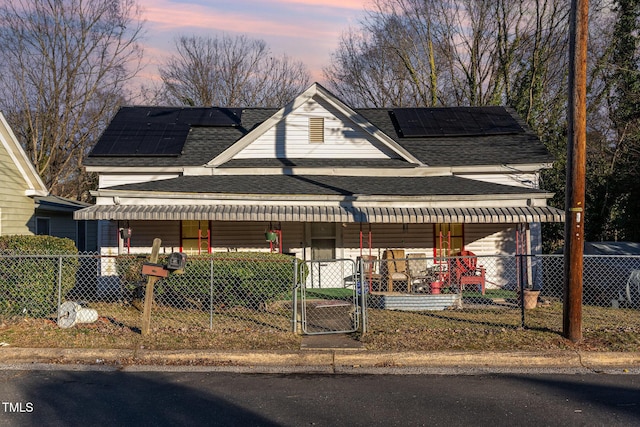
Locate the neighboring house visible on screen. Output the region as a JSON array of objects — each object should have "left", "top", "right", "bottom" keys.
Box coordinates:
[
  {"left": 0, "top": 112, "right": 94, "bottom": 251},
  {"left": 75, "top": 83, "right": 564, "bottom": 288},
  {"left": 0, "top": 112, "right": 48, "bottom": 236},
  {"left": 32, "top": 195, "right": 98, "bottom": 252}
]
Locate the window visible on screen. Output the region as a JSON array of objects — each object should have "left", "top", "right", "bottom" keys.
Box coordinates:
[
  {"left": 36, "top": 217, "right": 50, "bottom": 236},
  {"left": 309, "top": 117, "right": 324, "bottom": 143},
  {"left": 77, "top": 221, "right": 87, "bottom": 252},
  {"left": 434, "top": 223, "right": 464, "bottom": 258},
  {"left": 181, "top": 220, "right": 210, "bottom": 254}
]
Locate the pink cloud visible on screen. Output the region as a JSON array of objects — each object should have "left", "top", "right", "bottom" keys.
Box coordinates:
[
  {"left": 140, "top": 1, "right": 350, "bottom": 40},
  {"left": 136, "top": 0, "right": 368, "bottom": 84},
  {"left": 273, "top": 0, "right": 367, "bottom": 9}
]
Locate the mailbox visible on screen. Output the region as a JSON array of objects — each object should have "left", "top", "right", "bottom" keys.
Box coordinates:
[
  {"left": 167, "top": 252, "right": 187, "bottom": 270},
  {"left": 119, "top": 228, "right": 132, "bottom": 239},
  {"left": 141, "top": 262, "right": 169, "bottom": 277}
]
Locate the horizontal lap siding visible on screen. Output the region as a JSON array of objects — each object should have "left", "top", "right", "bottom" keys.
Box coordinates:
[
  {"left": 0, "top": 145, "right": 34, "bottom": 236},
  {"left": 464, "top": 224, "right": 516, "bottom": 255},
  {"left": 99, "top": 220, "right": 181, "bottom": 254},
  {"left": 236, "top": 97, "right": 391, "bottom": 159},
  {"left": 342, "top": 223, "right": 434, "bottom": 260},
  {"left": 211, "top": 221, "right": 305, "bottom": 256}
]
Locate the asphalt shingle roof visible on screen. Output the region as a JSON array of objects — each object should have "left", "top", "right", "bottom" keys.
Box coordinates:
[
  {"left": 84, "top": 106, "right": 553, "bottom": 168},
  {"left": 356, "top": 108, "right": 554, "bottom": 167},
  {"left": 107, "top": 174, "right": 546, "bottom": 197}
]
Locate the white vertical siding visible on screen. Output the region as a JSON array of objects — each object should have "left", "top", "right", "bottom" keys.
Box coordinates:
[{"left": 236, "top": 96, "right": 394, "bottom": 159}]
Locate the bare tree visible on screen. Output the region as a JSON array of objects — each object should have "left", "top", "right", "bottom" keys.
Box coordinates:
[
  {"left": 325, "top": 0, "right": 571, "bottom": 110},
  {"left": 158, "top": 34, "right": 310, "bottom": 107},
  {"left": 324, "top": 28, "right": 420, "bottom": 107},
  {"left": 0, "top": 0, "right": 145, "bottom": 200}
]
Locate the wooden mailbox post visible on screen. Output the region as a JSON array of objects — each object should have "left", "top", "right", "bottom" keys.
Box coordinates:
[{"left": 140, "top": 239, "right": 188, "bottom": 336}]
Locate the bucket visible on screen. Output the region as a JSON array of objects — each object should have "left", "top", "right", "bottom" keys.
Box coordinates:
[
  {"left": 523, "top": 290, "right": 540, "bottom": 309},
  {"left": 265, "top": 231, "right": 278, "bottom": 242},
  {"left": 430, "top": 281, "right": 443, "bottom": 295}
]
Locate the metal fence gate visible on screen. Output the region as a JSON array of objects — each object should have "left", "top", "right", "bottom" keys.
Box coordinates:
[{"left": 298, "top": 259, "right": 362, "bottom": 334}]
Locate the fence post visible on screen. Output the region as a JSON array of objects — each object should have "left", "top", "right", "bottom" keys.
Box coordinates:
[
  {"left": 359, "top": 256, "right": 367, "bottom": 334},
  {"left": 518, "top": 254, "right": 525, "bottom": 328},
  {"left": 209, "top": 256, "right": 214, "bottom": 330},
  {"left": 56, "top": 256, "right": 63, "bottom": 324},
  {"left": 292, "top": 258, "right": 298, "bottom": 333}
]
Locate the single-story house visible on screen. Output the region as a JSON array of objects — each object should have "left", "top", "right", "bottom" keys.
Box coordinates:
[
  {"left": 75, "top": 83, "right": 564, "bottom": 289},
  {"left": 33, "top": 195, "right": 98, "bottom": 252}
]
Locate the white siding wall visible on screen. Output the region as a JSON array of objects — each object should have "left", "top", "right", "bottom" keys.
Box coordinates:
[
  {"left": 456, "top": 173, "right": 539, "bottom": 188},
  {"left": 341, "top": 223, "right": 434, "bottom": 261},
  {"left": 464, "top": 224, "right": 516, "bottom": 255},
  {"left": 95, "top": 219, "right": 521, "bottom": 289},
  {"left": 99, "top": 174, "right": 180, "bottom": 189},
  {"left": 236, "top": 96, "right": 394, "bottom": 159}
]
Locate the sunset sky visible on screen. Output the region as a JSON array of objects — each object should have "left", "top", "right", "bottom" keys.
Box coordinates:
[{"left": 137, "top": 0, "right": 370, "bottom": 83}]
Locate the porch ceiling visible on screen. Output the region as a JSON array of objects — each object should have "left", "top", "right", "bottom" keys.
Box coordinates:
[{"left": 74, "top": 204, "right": 565, "bottom": 223}]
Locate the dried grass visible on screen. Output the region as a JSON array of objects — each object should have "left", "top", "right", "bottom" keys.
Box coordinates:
[{"left": 1, "top": 301, "right": 638, "bottom": 352}]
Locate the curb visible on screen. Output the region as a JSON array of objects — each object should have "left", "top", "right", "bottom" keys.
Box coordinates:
[{"left": 1, "top": 348, "right": 639, "bottom": 371}]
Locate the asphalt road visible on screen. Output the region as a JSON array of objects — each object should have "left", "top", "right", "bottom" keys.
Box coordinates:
[{"left": 0, "top": 370, "right": 639, "bottom": 426}]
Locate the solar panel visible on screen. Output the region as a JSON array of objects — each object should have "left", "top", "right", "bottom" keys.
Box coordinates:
[
  {"left": 391, "top": 106, "right": 523, "bottom": 137},
  {"left": 90, "top": 107, "right": 243, "bottom": 157}
]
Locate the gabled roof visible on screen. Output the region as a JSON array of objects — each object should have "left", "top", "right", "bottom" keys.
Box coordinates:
[
  {"left": 206, "top": 83, "right": 422, "bottom": 167},
  {"left": 0, "top": 112, "right": 48, "bottom": 196},
  {"left": 84, "top": 84, "right": 553, "bottom": 170}
]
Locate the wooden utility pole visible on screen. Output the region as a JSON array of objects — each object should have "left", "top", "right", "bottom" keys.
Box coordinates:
[
  {"left": 141, "top": 238, "right": 162, "bottom": 335},
  {"left": 564, "top": 0, "right": 589, "bottom": 342}
]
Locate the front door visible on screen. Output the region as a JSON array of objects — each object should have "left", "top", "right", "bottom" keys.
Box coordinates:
[{"left": 309, "top": 223, "right": 336, "bottom": 288}]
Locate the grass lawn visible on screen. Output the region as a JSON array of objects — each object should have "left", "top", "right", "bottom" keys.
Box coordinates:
[{"left": 1, "top": 299, "right": 638, "bottom": 353}]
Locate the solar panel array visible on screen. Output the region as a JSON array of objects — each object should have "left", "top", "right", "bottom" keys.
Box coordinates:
[
  {"left": 90, "top": 107, "right": 242, "bottom": 156},
  {"left": 391, "top": 106, "right": 523, "bottom": 138}
]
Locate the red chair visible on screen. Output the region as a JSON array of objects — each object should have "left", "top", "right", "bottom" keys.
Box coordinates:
[{"left": 454, "top": 250, "right": 486, "bottom": 295}]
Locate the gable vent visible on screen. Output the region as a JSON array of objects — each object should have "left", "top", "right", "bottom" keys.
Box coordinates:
[{"left": 309, "top": 117, "right": 324, "bottom": 143}]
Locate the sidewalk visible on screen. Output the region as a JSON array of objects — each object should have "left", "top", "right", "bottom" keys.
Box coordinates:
[{"left": 1, "top": 343, "right": 639, "bottom": 374}]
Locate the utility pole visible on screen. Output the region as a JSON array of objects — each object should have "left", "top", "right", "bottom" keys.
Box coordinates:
[{"left": 564, "top": 0, "right": 589, "bottom": 342}]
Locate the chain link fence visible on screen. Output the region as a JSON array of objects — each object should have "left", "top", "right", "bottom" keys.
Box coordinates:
[
  {"left": 299, "top": 259, "right": 361, "bottom": 334},
  {"left": 1, "top": 252, "right": 639, "bottom": 335},
  {"left": 361, "top": 253, "right": 640, "bottom": 330},
  {"left": 0, "top": 252, "right": 297, "bottom": 334}
]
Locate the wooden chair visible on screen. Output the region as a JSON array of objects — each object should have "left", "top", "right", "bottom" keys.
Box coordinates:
[
  {"left": 381, "top": 249, "right": 410, "bottom": 292},
  {"left": 453, "top": 250, "right": 486, "bottom": 295}
]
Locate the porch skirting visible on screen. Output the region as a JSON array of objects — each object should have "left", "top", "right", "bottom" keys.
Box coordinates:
[{"left": 74, "top": 204, "right": 565, "bottom": 223}]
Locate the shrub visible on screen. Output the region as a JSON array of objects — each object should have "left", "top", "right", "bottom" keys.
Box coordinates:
[
  {"left": 114, "top": 252, "right": 301, "bottom": 310},
  {"left": 0, "top": 235, "right": 78, "bottom": 317}
]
